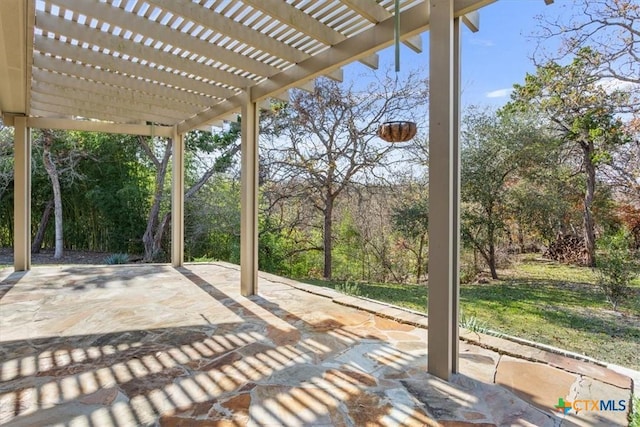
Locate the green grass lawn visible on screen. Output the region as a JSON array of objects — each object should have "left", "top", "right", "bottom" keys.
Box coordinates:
[{"left": 300, "top": 256, "right": 640, "bottom": 370}]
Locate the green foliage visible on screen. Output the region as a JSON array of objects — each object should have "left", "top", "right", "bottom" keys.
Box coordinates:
[
  {"left": 104, "top": 253, "right": 129, "bottom": 265},
  {"left": 459, "top": 311, "right": 487, "bottom": 333},
  {"left": 459, "top": 261, "right": 480, "bottom": 284},
  {"left": 392, "top": 196, "right": 429, "bottom": 238},
  {"left": 335, "top": 281, "right": 363, "bottom": 297},
  {"left": 258, "top": 216, "right": 289, "bottom": 274},
  {"left": 507, "top": 49, "right": 633, "bottom": 267},
  {"left": 184, "top": 122, "right": 241, "bottom": 174},
  {"left": 76, "top": 132, "right": 151, "bottom": 253},
  {"left": 630, "top": 396, "right": 640, "bottom": 427},
  {"left": 185, "top": 177, "right": 240, "bottom": 262},
  {"left": 595, "top": 231, "right": 637, "bottom": 310},
  {"left": 303, "top": 278, "right": 426, "bottom": 312},
  {"left": 0, "top": 125, "right": 13, "bottom": 198},
  {"left": 461, "top": 108, "right": 549, "bottom": 277},
  {"left": 391, "top": 191, "right": 429, "bottom": 282}
]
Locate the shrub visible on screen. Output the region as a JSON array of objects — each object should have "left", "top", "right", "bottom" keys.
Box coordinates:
[
  {"left": 460, "top": 261, "right": 480, "bottom": 284},
  {"left": 459, "top": 311, "right": 487, "bottom": 333},
  {"left": 104, "top": 253, "right": 129, "bottom": 265},
  {"left": 335, "top": 281, "right": 363, "bottom": 297},
  {"left": 595, "top": 231, "right": 636, "bottom": 311},
  {"left": 630, "top": 395, "right": 640, "bottom": 427}
]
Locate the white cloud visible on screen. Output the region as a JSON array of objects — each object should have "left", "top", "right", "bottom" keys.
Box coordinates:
[
  {"left": 596, "top": 77, "right": 638, "bottom": 93},
  {"left": 469, "top": 38, "right": 495, "bottom": 47},
  {"left": 486, "top": 88, "right": 513, "bottom": 98}
]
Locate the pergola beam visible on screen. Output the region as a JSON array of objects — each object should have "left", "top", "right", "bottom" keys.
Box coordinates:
[
  {"left": 404, "top": 35, "right": 423, "bottom": 53},
  {"left": 26, "top": 116, "right": 173, "bottom": 137},
  {"left": 30, "top": 106, "right": 155, "bottom": 127},
  {"left": 342, "top": 0, "right": 423, "bottom": 52},
  {"left": 31, "top": 92, "right": 178, "bottom": 125},
  {"left": 455, "top": 0, "right": 495, "bottom": 16},
  {"left": 31, "top": 81, "right": 197, "bottom": 120},
  {"left": 32, "top": 71, "right": 205, "bottom": 115},
  {"left": 358, "top": 54, "right": 380, "bottom": 70},
  {"left": 242, "top": 0, "right": 345, "bottom": 46},
  {"left": 177, "top": 4, "right": 430, "bottom": 133},
  {"left": 35, "top": 35, "right": 236, "bottom": 101},
  {"left": 176, "top": 1, "right": 496, "bottom": 132},
  {"left": 341, "top": 0, "right": 390, "bottom": 23},
  {"left": 50, "top": 0, "right": 279, "bottom": 78},
  {"left": 462, "top": 11, "right": 480, "bottom": 32},
  {"left": 36, "top": 12, "right": 255, "bottom": 91},
  {"left": 146, "top": 0, "right": 308, "bottom": 64},
  {"left": 32, "top": 57, "right": 217, "bottom": 108}
]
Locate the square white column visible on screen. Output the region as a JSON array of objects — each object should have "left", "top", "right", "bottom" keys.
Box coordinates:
[
  {"left": 171, "top": 127, "right": 185, "bottom": 267},
  {"left": 240, "top": 95, "right": 259, "bottom": 296},
  {"left": 13, "top": 116, "right": 31, "bottom": 271},
  {"left": 428, "top": 0, "right": 458, "bottom": 380}
]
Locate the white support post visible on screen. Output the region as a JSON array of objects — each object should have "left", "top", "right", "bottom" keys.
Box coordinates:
[
  {"left": 428, "top": 0, "right": 455, "bottom": 381},
  {"left": 240, "top": 92, "right": 259, "bottom": 296},
  {"left": 171, "top": 126, "right": 184, "bottom": 267},
  {"left": 451, "top": 16, "right": 462, "bottom": 373},
  {"left": 13, "top": 116, "right": 31, "bottom": 271}
]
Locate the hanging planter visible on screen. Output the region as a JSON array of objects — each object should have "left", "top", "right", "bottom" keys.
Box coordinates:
[
  {"left": 377, "top": 120, "right": 417, "bottom": 143},
  {"left": 376, "top": 1, "right": 418, "bottom": 143}
]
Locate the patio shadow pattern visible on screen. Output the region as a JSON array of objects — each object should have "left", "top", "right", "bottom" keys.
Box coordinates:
[{"left": 0, "top": 263, "right": 632, "bottom": 426}]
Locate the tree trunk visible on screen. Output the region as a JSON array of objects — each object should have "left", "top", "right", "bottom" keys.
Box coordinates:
[
  {"left": 154, "top": 212, "right": 171, "bottom": 256},
  {"left": 488, "top": 241, "right": 498, "bottom": 279},
  {"left": 32, "top": 198, "right": 53, "bottom": 253},
  {"left": 42, "top": 131, "right": 64, "bottom": 259},
  {"left": 323, "top": 198, "right": 333, "bottom": 279},
  {"left": 486, "top": 208, "right": 499, "bottom": 279},
  {"left": 415, "top": 235, "right": 425, "bottom": 283},
  {"left": 583, "top": 143, "right": 597, "bottom": 267},
  {"left": 142, "top": 138, "right": 172, "bottom": 262},
  {"left": 147, "top": 145, "right": 241, "bottom": 262},
  {"left": 518, "top": 224, "right": 525, "bottom": 253}
]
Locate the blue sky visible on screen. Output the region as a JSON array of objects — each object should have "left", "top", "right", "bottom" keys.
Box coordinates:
[
  {"left": 343, "top": 0, "right": 560, "bottom": 109},
  {"left": 460, "top": 0, "right": 561, "bottom": 107}
]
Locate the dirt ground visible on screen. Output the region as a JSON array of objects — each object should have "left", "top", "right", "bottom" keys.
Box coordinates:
[{"left": 0, "top": 247, "right": 136, "bottom": 267}]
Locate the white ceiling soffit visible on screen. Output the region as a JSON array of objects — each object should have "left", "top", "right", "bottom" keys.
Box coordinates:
[{"left": 2, "top": 0, "right": 495, "bottom": 132}]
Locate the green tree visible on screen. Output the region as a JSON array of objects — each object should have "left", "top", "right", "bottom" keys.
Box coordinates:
[
  {"left": 39, "top": 129, "right": 89, "bottom": 258},
  {"left": 595, "top": 230, "right": 637, "bottom": 311},
  {"left": 392, "top": 187, "right": 429, "bottom": 283},
  {"left": 0, "top": 124, "right": 12, "bottom": 203},
  {"left": 185, "top": 176, "right": 240, "bottom": 262},
  {"left": 461, "top": 109, "right": 548, "bottom": 279},
  {"left": 0, "top": 124, "right": 14, "bottom": 246},
  {"left": 508, "top": 50, "right": 631, "bottom": 266},
  {"left": 77, "top": 132, "right": 151, "bottom": 253},
  {"left": 139, "top": 122, "right": 241, "bottom": 261},
  {"left": 507, "top": 163, "right": 582, "bottom": 246}
]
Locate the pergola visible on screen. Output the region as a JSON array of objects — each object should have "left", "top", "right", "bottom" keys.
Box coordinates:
[{"left": 1, "top": 0, "right": 513, "bottom": 381}]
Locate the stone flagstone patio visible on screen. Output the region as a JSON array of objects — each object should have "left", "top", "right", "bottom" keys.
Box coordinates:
[{"left": 0, "top": 263, "right": 634, "bottom": 426}]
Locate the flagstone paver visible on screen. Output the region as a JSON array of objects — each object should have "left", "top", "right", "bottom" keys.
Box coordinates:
[
  {"left": 0, "top": 263, "right": 634, "bottom": 426},
  {"left": 495, "top": 355, "right": 578, "bottom": 411}
]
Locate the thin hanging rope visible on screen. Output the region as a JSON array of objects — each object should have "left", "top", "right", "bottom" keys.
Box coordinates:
[{"left": 395, "top": 0, "right": 400, "bottom": 72}]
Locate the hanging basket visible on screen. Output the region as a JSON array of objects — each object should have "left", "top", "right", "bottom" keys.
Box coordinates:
[{"left": 377, "top": 121, "right": 417, "bottom": 143}]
